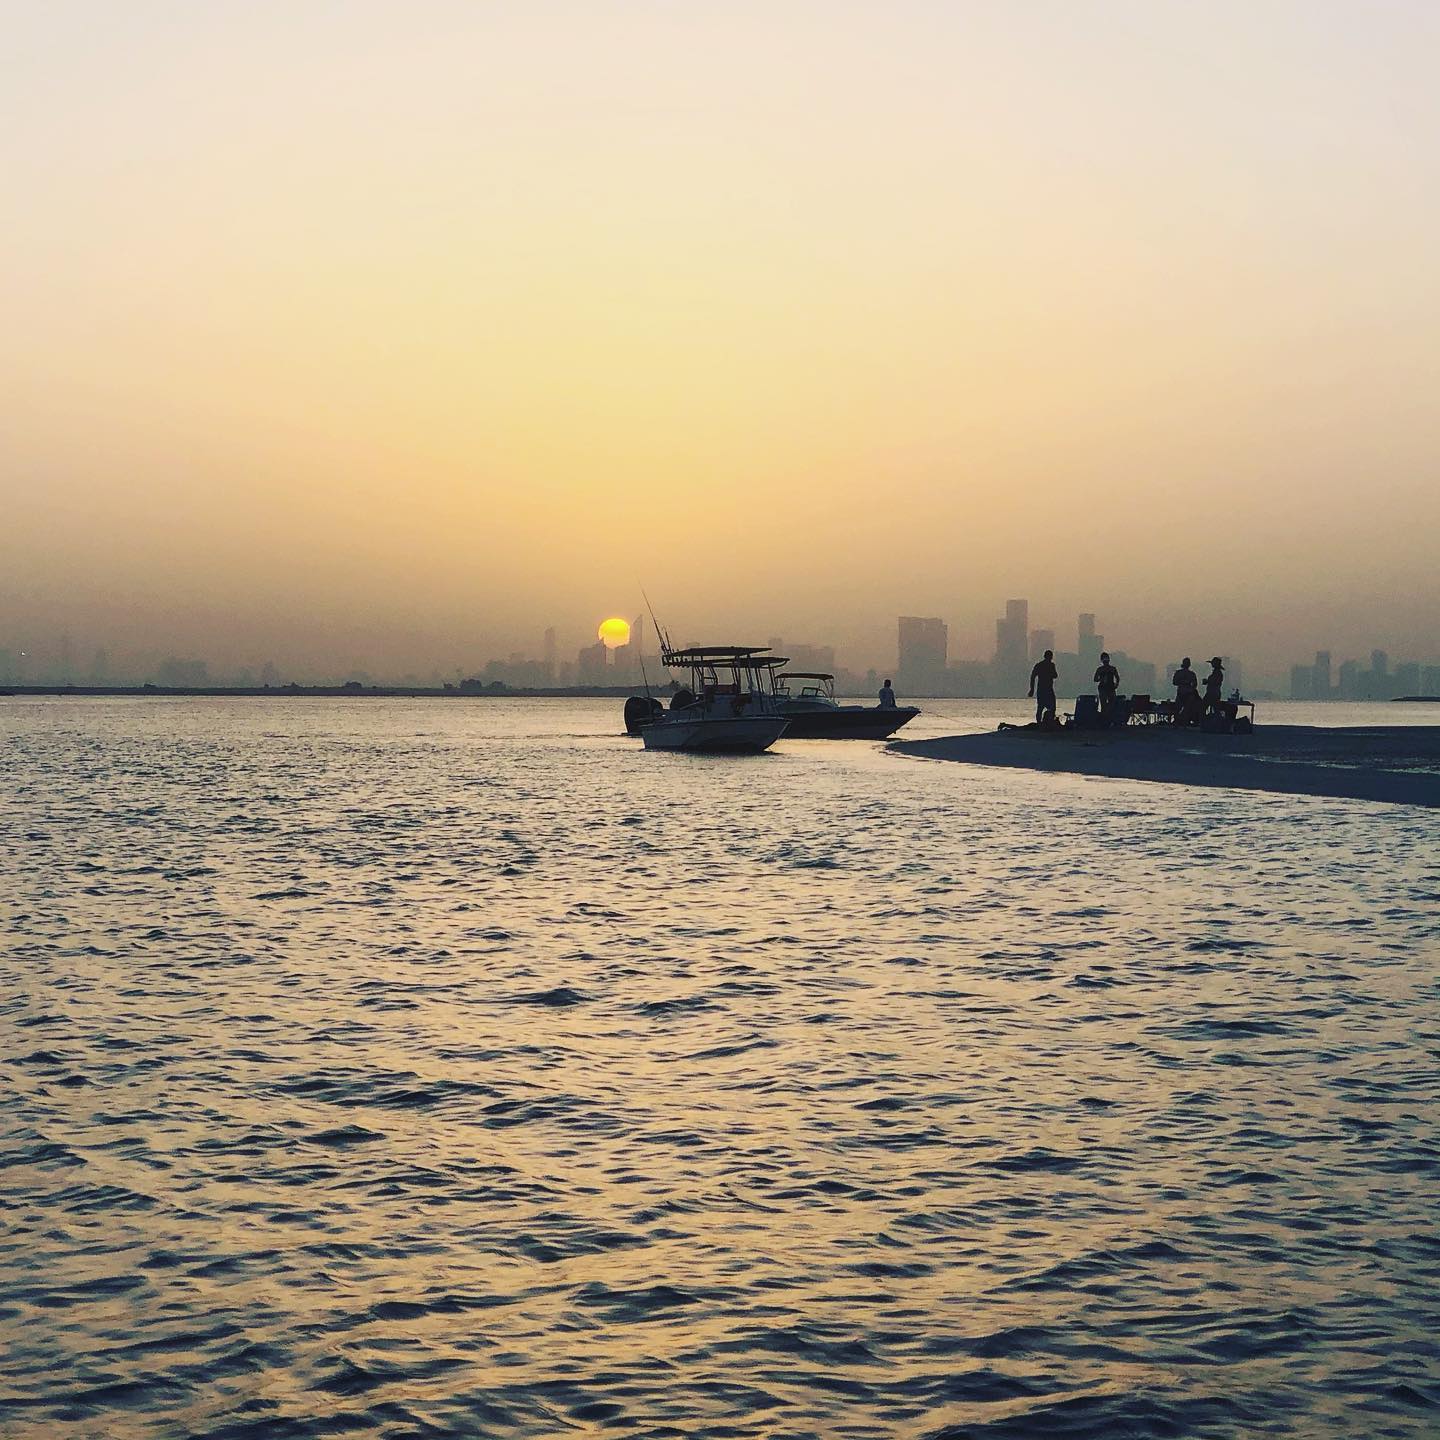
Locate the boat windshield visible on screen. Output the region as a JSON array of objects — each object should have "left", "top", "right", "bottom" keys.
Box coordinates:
[{"left": 776, "top": 672, "right": 836, "bottom": 702}]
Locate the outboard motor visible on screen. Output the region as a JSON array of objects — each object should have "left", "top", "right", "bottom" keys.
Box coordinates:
[{"left": 623, "top": 695, "right": 664, "bottom": 736}]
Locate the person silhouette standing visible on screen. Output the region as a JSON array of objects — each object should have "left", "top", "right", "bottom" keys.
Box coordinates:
[
  {"left": 1173, "top": 658, "right": 1200, "bottom": 726},
  {"left": 1203, "top": 656, "right": 1225, "bottom": 717},
  {"left": 1029, "top": 649, "right": 1058, "bottom": 726},
  {"left": 1094, "top": 651, "right": 1120, "bottom": 722}
]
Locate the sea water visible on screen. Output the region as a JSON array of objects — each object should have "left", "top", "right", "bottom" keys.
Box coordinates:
[{"left": 2, "top": 697, "right": 1437, "bottom": 1438}]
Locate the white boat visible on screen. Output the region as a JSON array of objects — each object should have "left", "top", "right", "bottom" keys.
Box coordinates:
[{"left": 639, "top": 647, "right": 789, "bottom": 753}]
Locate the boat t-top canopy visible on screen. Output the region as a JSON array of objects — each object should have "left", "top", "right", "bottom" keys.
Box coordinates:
[
  {"left": 663, "top": 646, "right": 788, "bottom": 669},
  {"left": 779, "top": 671, "right": 835, "bottom": 682}
]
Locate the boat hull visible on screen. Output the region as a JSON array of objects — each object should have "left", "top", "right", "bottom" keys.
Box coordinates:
[
  {"left": 641, "top": 715, "right": 788, "bottom": 752},
  {"left": 777, "top": 705, "right": 920, "bottom": 740}
]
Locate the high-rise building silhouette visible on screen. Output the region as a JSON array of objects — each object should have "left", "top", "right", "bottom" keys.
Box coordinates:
[
  {"left": 609, "top": 617, "right": 646, "bottom": 683},
  {"left": 792, "top": 642, "right": 838, "bottom": 672},
  {"left": 1078, "top": 613, "right": 1103, "bottom": 671},
  {"left": 1029, "top": 628, "right": 1055, "bottom": 661},
  {"left": 1286, "top": 645, "right": 1434, "bottom": 701},
  {"left": 993, "top": 599, "right": 1029, "bottom": 692},
  {"left": 1123, "top": 655, "right": 1158, "bottom": 695},
  {"left": 577, "top": 640, "right": 609, "bottom": 683},
  {"left": 898, "top": 616, "right": 948, "bottom": 694}
]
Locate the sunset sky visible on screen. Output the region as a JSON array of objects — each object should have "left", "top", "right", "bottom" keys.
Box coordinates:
[{"left": 4, "top": 0, "right": 1438, "bottom": 679}]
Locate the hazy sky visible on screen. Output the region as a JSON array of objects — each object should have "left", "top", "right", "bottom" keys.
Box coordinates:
[{"left": 4, "top": 0, "right": 1438, "bottom": 677}]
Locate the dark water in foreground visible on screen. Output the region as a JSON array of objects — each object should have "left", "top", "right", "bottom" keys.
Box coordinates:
[{"left": 3, "top": 698, "right": 1438, "bottom": 1439}]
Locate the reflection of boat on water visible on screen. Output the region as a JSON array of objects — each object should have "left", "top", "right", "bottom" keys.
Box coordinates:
[
  {"left": 773, "top": 671, "right": 920, "bottom": 739},
  {"left": 637, "top": 647, "right": 789, "bottom": 753}
]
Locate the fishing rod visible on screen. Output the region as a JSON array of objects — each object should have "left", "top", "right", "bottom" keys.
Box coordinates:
[
  {"left": 641, "top": 586, "right": 673, "bottom": 661},
  {"left": 636, "top": 628, "right": 653, "bottom": 701}
]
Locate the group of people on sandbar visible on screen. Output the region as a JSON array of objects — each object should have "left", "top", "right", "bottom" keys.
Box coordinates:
[
  {"left": 1027, "top": 650, "right": 1226, "bottom": 727},
  {"left": 1169, "top": 655, "right": 1228, "bottom": 727}
]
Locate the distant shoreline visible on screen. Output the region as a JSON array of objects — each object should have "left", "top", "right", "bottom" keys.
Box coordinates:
[
  {"left": 0, "top": 683, "right": 648, "bottom": 700},
  {"left": 2, "top": 685, "right": 1435, "bottom": 703}
]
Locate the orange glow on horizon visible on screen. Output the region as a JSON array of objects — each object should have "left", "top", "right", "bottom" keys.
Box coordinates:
[{"left": 4, "top": 4, "right": 1439, "bottom": 677}]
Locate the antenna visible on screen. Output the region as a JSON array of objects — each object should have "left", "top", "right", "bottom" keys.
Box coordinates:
[{"left": 641, "top": 587, "right": 672, "bottom": 659}]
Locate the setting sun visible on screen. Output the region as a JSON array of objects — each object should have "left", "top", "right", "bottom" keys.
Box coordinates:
[{"left": 598, "top": 617, "right": 631, "bottom": 649}]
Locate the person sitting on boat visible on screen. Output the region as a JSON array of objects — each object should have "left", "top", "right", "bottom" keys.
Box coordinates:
[
  {"left": 878, "top": 678, "right": 897, "bottom": 709},
  {"left": 1029, "top": 650, "right": 1058, "bottom": 726},
  {"left": 1094, "top": 652, "right": 1120, "bottom": 722},
  {"left": 1203, "top": 656, "right": 1225, "bottom": 716},
  {"left": 1172, "top": 658, "right": 1201, "bottom": 726}
]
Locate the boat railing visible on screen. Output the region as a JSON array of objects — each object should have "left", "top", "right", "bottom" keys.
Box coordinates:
[{"left": 660, "top": 648, "right": 790, "bottom": 708}]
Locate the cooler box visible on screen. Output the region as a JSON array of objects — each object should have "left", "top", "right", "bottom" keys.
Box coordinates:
[{"left": 1074, "top": 694, "right": 1100, "bottom": 728}]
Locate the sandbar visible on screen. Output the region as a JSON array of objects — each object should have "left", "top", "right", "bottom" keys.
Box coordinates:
[{"left": 890, "top": 724, "right": 1440, "bottom": 808}]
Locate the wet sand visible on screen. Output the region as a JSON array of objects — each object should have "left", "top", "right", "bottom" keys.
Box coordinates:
[{"left": 892, "top": 724, "right": 1440, "bottom": 808}]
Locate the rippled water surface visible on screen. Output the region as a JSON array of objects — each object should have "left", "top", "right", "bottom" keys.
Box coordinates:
[{"left": 3, "top": 697, "right": 1438, "bottom": 1438}]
